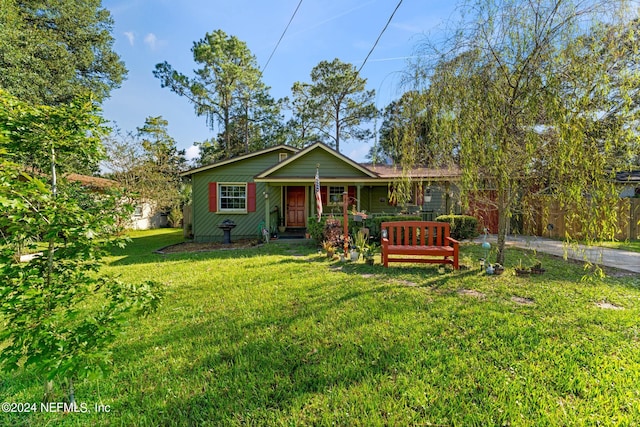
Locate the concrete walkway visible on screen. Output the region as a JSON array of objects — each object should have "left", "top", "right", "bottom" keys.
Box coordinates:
[{"left": 474, "top": 235, "right": 640, "bottom": 274}]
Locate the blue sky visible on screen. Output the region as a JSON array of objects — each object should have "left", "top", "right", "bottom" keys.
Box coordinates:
[{"left": 101, "top": 0, "right": 458, "bottom": 162}]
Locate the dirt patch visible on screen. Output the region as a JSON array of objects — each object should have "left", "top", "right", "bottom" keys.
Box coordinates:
[
  {"left": 396, "top": 279, "right": 419, "bottom": 287},
  {"left": 458, "top": 289, "right": 486, "bottom": 299},
  {"left": 156, "top": 239, "right": 261, "bottom": 254},
  {"left": 511, "top": 296, "right": 535, "bottom": 306},
  {"left": 595, "top": 301, "right": 624, "bottom": 310}
]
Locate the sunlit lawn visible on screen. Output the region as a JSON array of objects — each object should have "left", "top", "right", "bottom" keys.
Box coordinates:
[
  {"left": 2, "top": 229, "right": 639, "bottom": 426},
  {"left": 599, "top": 239, "right": 640, "bottom": 253}
]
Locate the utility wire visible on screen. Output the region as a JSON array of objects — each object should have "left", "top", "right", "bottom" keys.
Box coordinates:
[
  {"left": 262, "top": 0, "right": 304, "bottom": 73},
  {"left": 356, "top": 0, "right": 403, "bottom": 76}
]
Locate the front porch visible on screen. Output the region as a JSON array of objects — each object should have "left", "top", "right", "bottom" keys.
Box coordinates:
[{"left": 261, "top": 182, "right": 461, "bottom": 237}]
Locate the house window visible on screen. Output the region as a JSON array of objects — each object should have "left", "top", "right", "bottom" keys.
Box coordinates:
[
  {"left": 328, "top": 186, "right": 345, "bottom": 205},
  {"left": 133, "top": 205, "right": 143, "bottom": 218},
  {"left": 279, "top": 153, "right": 288, "bottom": 162},
  {"left": 219, "top": 184, "right": 247, "bottom": 212}
]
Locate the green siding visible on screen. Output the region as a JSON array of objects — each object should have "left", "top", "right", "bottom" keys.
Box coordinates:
[
  {"left": 191, "top": 149, "right": 290, "bottom": 242},
  {"left": 271, "top": 149, "right": 370, "bottom": 178}
]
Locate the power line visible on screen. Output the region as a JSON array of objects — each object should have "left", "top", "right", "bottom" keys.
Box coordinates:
[
  {"left": 262, "top": 0, "right": 304, "bottom": 73},
  {"left": 356, "top": 0, "right": 403, "bottom": 76}
]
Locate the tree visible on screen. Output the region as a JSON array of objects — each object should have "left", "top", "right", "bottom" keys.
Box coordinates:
[
  {"left": 103, "top": 116, "right": 188, "bottom": 220},
  {"left": 283, "top": 82, "right": 324, "bottom": 148},
  {"left": 0, "top": 90, "right": 163, "bottom": 402},
  {"left": 370, "top": 91, "right": 446, "bottom": 166},
  {"left": 409, "top": 0, "right": 638, "bottom": 265},
  {"left": 154, "top": 29, "right": 282, "bottom": 160},
  {"left": 292, "top": 58, "right": 377, "bottom": 152},
  {"left": 0, "top": 0, "right": 126, "bottom": 106}
]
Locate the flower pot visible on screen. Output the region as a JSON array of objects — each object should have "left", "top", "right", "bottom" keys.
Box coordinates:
[
  {"left": 350, "top": 251, "right": 360, "bottom": 262},
  {"left": 365, "top": 258, "right": 374, "bottom": 266}
]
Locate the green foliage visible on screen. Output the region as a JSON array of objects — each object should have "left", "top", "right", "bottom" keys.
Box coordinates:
[
  {"left": 0, "top": 0, "right": 126, "bottom": 106},
  {"left": 0, "top": 91, "right": 164, "bottom": 399},
  {"left": 368, "top": 215, "right": 421, "bottom": 241},
  {"left": 104, "top": 116, "right": 188, "bottom": 217},
  {"left": 0, "top": 162, "right": 164, "bottom": 384},
  {"left": 371, "top": 91, "right": 446, "bottom": 166},
  {"left": 292, "top": 58, "right": 377, "bottom": 152},
  {"left": 154, "top": 29, "right": 282, "bottom": 161},
  {"left": 306, "top": 217, "right": 325, "bottom": 242},
  {"left": 436, "top": 214, "right": 479, "bottom": 240},
  {"left": 0, "top": 89, "right": 105, "bottom": 175},
  {"left": 407, "top": 0, "right": 638, "bottom": 263}
]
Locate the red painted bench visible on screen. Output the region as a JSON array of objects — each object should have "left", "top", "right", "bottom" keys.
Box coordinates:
[{"left": 381, "top": 221, "right": 460, "bottom": 269}]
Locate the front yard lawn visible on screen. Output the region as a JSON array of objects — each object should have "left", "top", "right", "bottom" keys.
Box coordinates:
[
  {"left": 599, "top": 239, "right": 640, "bottom": 253},
  {"left": 2, "top": 229, "right": 639, "bottom": 426}
]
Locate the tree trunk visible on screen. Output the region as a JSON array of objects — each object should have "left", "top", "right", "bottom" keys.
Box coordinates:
[
  {"left": 335, "top": 110, "right": 340, "bottom": 152},
  {"left": 496, "top": 189, "right": 509, "bottom": 265}
]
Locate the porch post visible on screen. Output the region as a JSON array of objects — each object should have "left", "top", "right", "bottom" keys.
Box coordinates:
[
  {"left": 343, "top": 191, "right": 349, "bottom": 254},
  {"left": 264, "top": 184, "right": 270, "bottom": 232},
  {"left": 357, "top": 185, "right": 361, "bottom": 212}
]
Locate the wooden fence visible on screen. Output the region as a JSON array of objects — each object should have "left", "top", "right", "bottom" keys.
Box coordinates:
[{"left": 522, "top": 198, "right": 640, "bottom": 240}]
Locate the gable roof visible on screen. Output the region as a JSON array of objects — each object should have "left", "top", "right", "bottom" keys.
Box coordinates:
[
  {"left": 180, "top": 144, "right": 299, "bottom": 177},
  {"left": 255, "top": 142, "right": 378, "bottom": 180},
  {"left": 64, "top": 173, "right": 118, "bottom": 190}
]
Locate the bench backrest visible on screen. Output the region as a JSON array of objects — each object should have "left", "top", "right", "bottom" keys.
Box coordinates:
[{"left": 381, "top": 221, "right": 450, "bottom": 246}]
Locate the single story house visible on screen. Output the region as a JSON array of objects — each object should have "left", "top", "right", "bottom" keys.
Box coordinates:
[
  {"left": 181, "top": 142, "right": 462, "bottom": 242},
  {"left": 65, "top": 173, "right": 167, "bottom": 230}
]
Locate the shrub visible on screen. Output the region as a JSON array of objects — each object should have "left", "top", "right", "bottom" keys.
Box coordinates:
[
  {"left": 306, "top": 217, "right": 325, "bottom": 242},
  {"left": 435, "top": 215, "right": 479, "bottom": 240},
  {"left": 307, "top": 216, "right": 345, "bottom": 249},
  {"left": 368, "top": 215, "right": 421, "bottom": 241}
]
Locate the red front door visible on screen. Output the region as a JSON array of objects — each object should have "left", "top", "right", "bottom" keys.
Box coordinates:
[{"left": 286, "top": 186, "right": 306, "bottom": 227}]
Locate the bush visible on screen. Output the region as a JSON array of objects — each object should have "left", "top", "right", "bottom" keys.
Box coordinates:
[
  {"left": 435, "top": 215, "right": 479, "bottom": 240},
  {"left": 306, "top": 217, "right": 325, "bottom": 242},
  {"left": 307, "top": 216, "right": 346, "bottom": 249},
  {"left": 368, "top": 215, "right": 421, "bottom": 242}
]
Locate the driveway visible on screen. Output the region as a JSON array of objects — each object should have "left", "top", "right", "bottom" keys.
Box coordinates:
[{"left": 474, "top": 235, "right": 640, "bottom": 274}]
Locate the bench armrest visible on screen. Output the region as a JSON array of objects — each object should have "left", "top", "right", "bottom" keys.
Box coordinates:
[{"left": 445, "top": 236, "right": 460, "bottom": 247}]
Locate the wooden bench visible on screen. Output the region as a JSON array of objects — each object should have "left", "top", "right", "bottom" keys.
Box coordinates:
[{"left": 381, "top": 221, "right": 459, "bottom": 269}]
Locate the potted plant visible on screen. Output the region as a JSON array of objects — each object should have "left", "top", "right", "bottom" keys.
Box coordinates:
[
  {"left": 322, "top": 240, "right": 335, "bottom": 259},
  {"left": 363, "top": 244, "right": 378, "bottom": 265},
  {"left": 530, "top": 261, "right": 545, "bottom": 274},
  {"left": 493, "top": 263, "right": 504, "bottom": 275},
  {"left": 514, "top": 259, "right": 529, "bottom": 276},
  {"left": 351, "top": 229, "right": 367, "bottom": 262}
]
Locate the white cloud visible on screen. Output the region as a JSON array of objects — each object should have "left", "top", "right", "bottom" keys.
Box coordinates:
[
  {"left": 144, "top": 33, "right": 158, "bottom": 50},
  {"left": 124, "top": 31, "right": 135, "bottom": 46},
  {"left": 185, "top": 145, "right": 200, "bottom": 161}
]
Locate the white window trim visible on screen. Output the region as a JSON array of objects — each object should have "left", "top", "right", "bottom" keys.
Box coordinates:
[
  {"left": 218, "top": 182, "right": 248, "bottom": 213},
  {"left": 279, "top": 153, "right": 288, "bottom": 162},
  {"left": 327, "top": 185, "right": 346, "bottom": 206}
]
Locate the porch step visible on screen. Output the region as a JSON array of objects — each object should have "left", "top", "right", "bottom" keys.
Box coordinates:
[{"left": 278, "top": 228, "right": 306, "bottom": 239}]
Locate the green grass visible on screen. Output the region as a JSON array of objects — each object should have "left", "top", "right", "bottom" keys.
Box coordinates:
[
  {"left": 599, "top": 239, "right": 640, "bottom": 253},
  {"left": 2, "top": 229, "right": 639, "bottom": 426}
]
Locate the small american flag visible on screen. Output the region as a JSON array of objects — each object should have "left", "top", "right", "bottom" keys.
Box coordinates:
[{"left": 315, "top": 168, "right": 322, "bottom": 222}]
